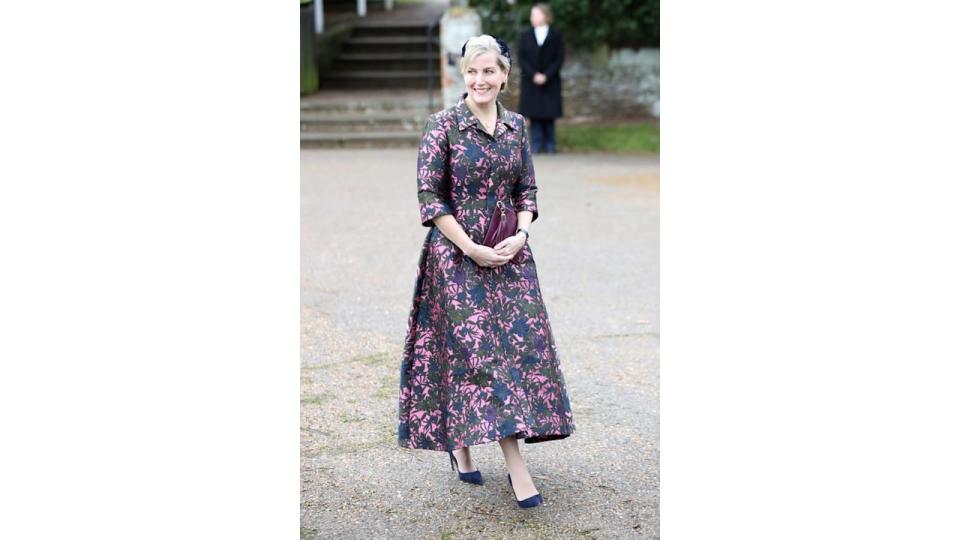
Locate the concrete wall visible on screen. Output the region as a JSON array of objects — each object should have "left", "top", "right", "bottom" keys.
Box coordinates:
[
  {"left": 500, "top": 47, "right": 660, "bottom": 120},
  {"left": 313, "top": 21, "right": 354, "bottom": 79}
]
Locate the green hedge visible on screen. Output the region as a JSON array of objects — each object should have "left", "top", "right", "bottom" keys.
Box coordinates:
[{"left": 471, "top": 0, "right": 659, "bottom": 51}]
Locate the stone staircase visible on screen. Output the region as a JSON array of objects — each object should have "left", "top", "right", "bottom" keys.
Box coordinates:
[
  {"left": 304, "top": 1, "right": 445, "bottom": 147},
  {"left": 323, "top": 0, "right": 387, "bottom": 15},
  {"left": 300, "top": 90, "right": 436, "bottom": 148},
  {"left": 320, "top": 19, "right": 441, "bottom": 90}
]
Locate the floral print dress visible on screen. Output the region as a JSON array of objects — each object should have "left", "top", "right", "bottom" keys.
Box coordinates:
[{"left": 397, "top": 93, "right": 575, "bottom": 452}]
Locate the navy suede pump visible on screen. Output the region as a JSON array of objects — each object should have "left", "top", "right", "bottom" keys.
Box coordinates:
[
  {"left": 507, "top": 473, "right": 544, "bottom": 508},
  {"left": 448, "top": 449, "right": 483, "bottom": 485}
]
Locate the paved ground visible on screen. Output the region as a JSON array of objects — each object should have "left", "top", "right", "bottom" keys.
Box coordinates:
[{"left": 301, "top": 149, "right": 660, "bottom": 539}]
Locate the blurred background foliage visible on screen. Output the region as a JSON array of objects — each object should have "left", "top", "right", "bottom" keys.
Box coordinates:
[{"left": 470, "top": 0, "right": 659, "bottom": 51}]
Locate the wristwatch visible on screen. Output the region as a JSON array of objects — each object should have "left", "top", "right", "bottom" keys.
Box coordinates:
[{"left": 516, "top": 227, "right": 529, "bottom": 240}]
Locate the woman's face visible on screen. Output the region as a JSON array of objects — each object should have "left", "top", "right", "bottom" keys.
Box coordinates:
[
  {"left": 530, "top": 7, "right": 547, "bottom": 27},
  {"left": 463, "top": 51, "right": 507, "bottom": 106}
]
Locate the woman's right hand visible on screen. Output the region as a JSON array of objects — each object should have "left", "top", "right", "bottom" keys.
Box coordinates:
[{"left": 466, "top": 244, "right": 511, "bottom": 267}]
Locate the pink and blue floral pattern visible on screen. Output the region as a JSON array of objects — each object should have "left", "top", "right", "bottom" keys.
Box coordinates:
[{"left": 398, "top": 94, "right": 575, "bottom": 452}]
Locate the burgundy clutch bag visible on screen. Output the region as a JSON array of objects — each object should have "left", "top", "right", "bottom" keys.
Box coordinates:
[{"left": 482, "top": 200, "right": 522, "bottom": 262}]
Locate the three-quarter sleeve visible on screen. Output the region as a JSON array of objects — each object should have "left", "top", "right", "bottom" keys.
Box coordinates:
[
  {"left": 513, "top": 122, "right": 539, "bottom": 222},
  {"left": 416, "top": 115, "right": 453, "bottom": 227}
]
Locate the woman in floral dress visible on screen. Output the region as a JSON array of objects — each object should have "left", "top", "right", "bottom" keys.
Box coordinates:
[{"left": 397, "top": 34, "right": 575, "bottom": 507}]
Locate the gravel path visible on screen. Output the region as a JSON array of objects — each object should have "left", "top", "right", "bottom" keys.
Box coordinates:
[{"left": 301, "top": 149, "right": 660, "bottom": 539}]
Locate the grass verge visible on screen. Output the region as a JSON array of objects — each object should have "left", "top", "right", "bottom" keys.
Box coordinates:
[{"left": 556, "top": 121, "right": 659, "bottom": 153}]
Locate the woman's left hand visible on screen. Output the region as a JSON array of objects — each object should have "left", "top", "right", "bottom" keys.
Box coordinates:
[{"left": 493, "top": 233, "right": 526, "bottom": 258}]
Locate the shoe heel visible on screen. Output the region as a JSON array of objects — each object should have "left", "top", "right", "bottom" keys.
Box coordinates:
[
  {"left": 447, "top": 448, "right": 483, "bottom": 485},
  {"left": 507, "top": 473, "right": 543, "bottom": 508}
]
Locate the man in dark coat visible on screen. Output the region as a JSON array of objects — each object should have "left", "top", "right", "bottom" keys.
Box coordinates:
[{"left": 517, "top": 3, "right": 565, "bottom": 154}]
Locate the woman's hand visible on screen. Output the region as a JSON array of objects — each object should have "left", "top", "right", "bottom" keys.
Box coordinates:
[
  {"left": 533, "top": 73, "right": 547, "bottom": 85},
  {"left": 493, "top": 234, "right": 526, "bottom": 260},
  {"left": 466, "top": 242, "right": 512, "bottom": 267}
]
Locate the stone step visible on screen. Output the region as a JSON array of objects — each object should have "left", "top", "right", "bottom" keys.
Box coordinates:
[
  {"left": 337, "top": 51, "right": 436, "bottom": 64},
  {"left": 301, "top": 100, "right": 434, "bottom": 113},
  {"left": 300, "top": 109, "right": 430, "bottom": 120},
  {"left": 319, "top": 79, "right": 440, "bottom": 90},
  {"left": 301, "top": 122, "right": 424, "bottom": 134},
  {"left": 319, "top": 70, "right": 441, "bottom": 90},
  {"left": 352, "top": 20, "right": 433, "bottom": 38},
  {"left": 301, "top": 110, "right": 429, "bottom": 123},
  {"left": 345, "top": 35, "right": 438, "bottom": 44},
  {"left": 300, "top": 111, "right": 429, "bottom": 133},
  {"left": 322, "top": 69, "right": 436, "bottom": 77},
  {"left": 324, "top": 0, "right": 386, "bottom": 13},
  {"left": 300, "top": 90, "right": 436, "bottom": 113},
  {"left": 333, "top": 55, "right": 437, "bottom": 72},
  {"left": 300, "top": 130, "right": 421, "bottom": 149},
  {"left": 341, "top": 35, "right": 439, "bottom": 54},
  {"left": 338, "top": 51, "right": 435, "bottom": 61}
]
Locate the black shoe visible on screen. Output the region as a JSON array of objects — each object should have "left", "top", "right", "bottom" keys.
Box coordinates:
[
  {"left": 507, "top": 473, "right": 543, "bottom": 508},
  {"left": 448, "top": 449, "right": 483, "bottom": 485}
]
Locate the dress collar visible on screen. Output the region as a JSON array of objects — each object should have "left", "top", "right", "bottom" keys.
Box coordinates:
[{"left": 455, "top": 92, "right": 520, "bottom": 133}]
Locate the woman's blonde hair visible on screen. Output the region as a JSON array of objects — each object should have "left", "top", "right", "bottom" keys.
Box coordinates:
[{"left": 458, "top": 34, "right": 511, "bottom": 92}]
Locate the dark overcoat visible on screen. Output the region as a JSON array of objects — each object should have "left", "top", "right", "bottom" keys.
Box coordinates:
[{"left": 516, "top": 27, "right": 565, "bottom": 119}]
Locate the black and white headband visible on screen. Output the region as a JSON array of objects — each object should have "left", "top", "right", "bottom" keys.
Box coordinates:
[{"left": 461, "top": 35, "right": 512, "bottom": 61}]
